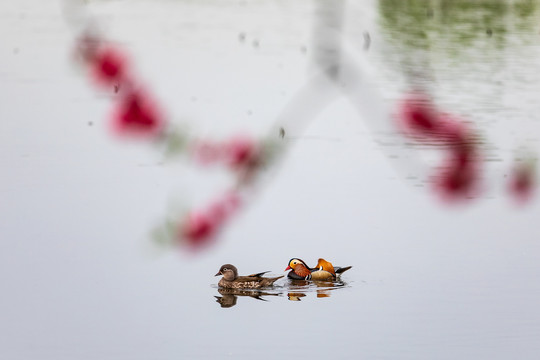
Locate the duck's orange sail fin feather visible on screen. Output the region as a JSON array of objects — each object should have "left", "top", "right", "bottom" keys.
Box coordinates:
[{"left": 317, "top": 258, "right": 336, "bottom": 276}]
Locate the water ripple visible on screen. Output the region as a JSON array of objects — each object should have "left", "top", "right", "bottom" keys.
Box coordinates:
[{"left": 212, "top": 279, "right": 351, "bottom": 308}]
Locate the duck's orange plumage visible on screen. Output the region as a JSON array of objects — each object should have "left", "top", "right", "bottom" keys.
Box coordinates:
[
  {"left": 316, "top": 258, "right": 336, "bottom": 276},
  {"left": 285, "top": 258, "right": 313, "bottom": 279},
  {"left": 286, "top": 257, "right": 351, "bottom": 281},
  {"left": 290, "top": 262, "right": 311, "bottom": 278}
]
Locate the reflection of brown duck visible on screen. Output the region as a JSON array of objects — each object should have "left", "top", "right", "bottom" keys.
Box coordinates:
[
  {"left": 215, "top": 293, "right": 238, "bottom": 308},
  {"left": 285, "top": 258, "right": 352, "bottom": 281},
  {"left": 215, "top": 264, "right": 284, "bottom": 289},
  {"left": 215, "top": 288, "right": 280, "bottom": 308}
]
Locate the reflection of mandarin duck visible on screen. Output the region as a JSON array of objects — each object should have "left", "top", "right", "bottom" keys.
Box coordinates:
[
  {"left": 215, "top": 264, "right": 284, "bottom": 289},
  {"left": 317, "top": 290, "right": 331, "bottom": 298},
  {"left": 287, "top": 292, "right": 307, "bottom": 301},
  {"left": 285, "top": 258, "right": 352, "bottom": 281}
]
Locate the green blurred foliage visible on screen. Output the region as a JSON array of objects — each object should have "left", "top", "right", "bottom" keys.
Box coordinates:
[{"left": 379, "top": 0, "right": 539, "bottom": 52}]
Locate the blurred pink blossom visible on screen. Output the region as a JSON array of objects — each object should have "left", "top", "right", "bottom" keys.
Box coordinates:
[
  {"left": 508, "top": 162, "right": 536, "bottom": 204},
  {"left": 111, "top": 91, "right": 165, "bottom": 138},
  {"left": 192, "top": 135, "right": 262, "bottom": 176},
  {"left": 434, "top": 138, "right": 481, "bottom": 201},
  {"left": 181, "top": 211, "right": 217, "bottom": 247},
  {"left": 398, "top": 93, "right": 482, "bottom": 202},
  {"left": 191, "top": 141, "right": 222, "bottom": 165},
  {"left": 398, "top": 96, "right": 472, "bottom": 142},
  {"left": 91, "top": 47, "right": 128, "bottom": 87},
  {"left": 397, "top": 95, "right": 441, "bottom": 139},
  {"left": 180, "top": 191, "right": 242, "bottom": 248},
  {"left": 225, "top": 136, "right": 259, "bottom": 169}
]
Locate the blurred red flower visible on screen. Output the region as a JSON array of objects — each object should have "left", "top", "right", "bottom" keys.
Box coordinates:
[
  {"left": 437, "top": 165, "right": 476, "bottom": 199},
  {"left": 191, "top": 136, "right": 262, "bottom": 177},
  {"left": 398, "top": 96, "right": 470, "bottom": 144},
  {"left": 181, "top": 211, "right": 217, "bottom": 247},
  {"left": 180, "top": 191, "right": 242, "bottom": 248},
  {"left": 508, "top": 162, "right": 536, "bottom": 204},
  {"left": 111, "top": 91, "right": 165, "bottom": 138},
  {"left": 435, "top": 143, "right": 480, "bottom": 201},
  {"left": 397, "top": 95, "right": 441, "bottom": 139},
  {"left": 225, "top": 136, "right": 259, "bottom": 169},
  {"left": 91, "top": 47, "right": 128, "bottom": 88},
  {"left": 398, "top": 93, "right": 482, "bottom": 202},
  {"left": 191, "top": 141, "right": 222, "bottom": 165}
]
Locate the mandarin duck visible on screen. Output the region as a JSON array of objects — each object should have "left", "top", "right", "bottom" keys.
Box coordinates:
[
  {"left": 285, "top": 258, "right": 352, "bottom": 281},
  {"left": 215, "top": 264, "right": 284, "bottom": 289}
]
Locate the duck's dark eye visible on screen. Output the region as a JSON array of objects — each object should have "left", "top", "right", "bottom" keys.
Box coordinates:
[{"left": 223, "top": 268, "right": 228, "bottom": 271}]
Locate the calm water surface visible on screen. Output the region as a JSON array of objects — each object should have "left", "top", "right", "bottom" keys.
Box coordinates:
[
  {"left": 1, "top": 0, "right": 540, "bottom": 359},
  {"left": 213, "top": 278, "right": 350, "bottom": 307}
]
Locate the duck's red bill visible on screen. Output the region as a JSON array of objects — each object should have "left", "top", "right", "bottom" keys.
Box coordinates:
[{"left": 285, "top": 266, "right": 291, "bottom": 271}]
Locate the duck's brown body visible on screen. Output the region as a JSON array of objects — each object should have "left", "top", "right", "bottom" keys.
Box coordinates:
[
  {"left": 218, "top": 275, "right": 282, "bottom": 289},
  {"left": 215, "top": 264, "right": 283, "bottom": 289}
]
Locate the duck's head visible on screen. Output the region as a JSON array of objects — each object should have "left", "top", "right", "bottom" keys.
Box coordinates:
[
  {"left": 215, "top": 264, "right": 238, "bottom": 281},
  {"left": 316, "top": 258, "right": 336, "bottom": 276},
  {"left": 285, "top": 258, "right": 309, "bottom": 271}
]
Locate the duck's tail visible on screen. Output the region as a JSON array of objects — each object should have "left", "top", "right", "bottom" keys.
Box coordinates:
[
  {"left": 335, "top": 266, "right": 352, "bottom": 275},
  {"left": 268, "top": 275, "right": 284, "bottom": 285}
]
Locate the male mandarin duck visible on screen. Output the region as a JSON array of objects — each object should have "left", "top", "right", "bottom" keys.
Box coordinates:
[
  {"left": 215, "top": 264, "right": 284, "bottom": 289},
  {"left": 285, "top": 258, "right": 352, "bottom": 281}
]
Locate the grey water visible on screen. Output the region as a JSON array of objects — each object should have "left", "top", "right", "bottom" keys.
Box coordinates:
[
  {"left": 1, "top": 0, "right": 540, "bottom": 359},
  {"left": 213, "top": 278, "right": 350, "bottom": 308}
]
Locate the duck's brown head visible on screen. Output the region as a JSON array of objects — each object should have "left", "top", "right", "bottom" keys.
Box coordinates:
[
  {"left": 285, "top": 258, "right": 311, "bottom": 277},
  {"left": 215, "top": 264, "right": 238, "bottom": 281}
]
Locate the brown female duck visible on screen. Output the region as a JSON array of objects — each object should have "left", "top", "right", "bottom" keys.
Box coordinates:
[
  {"left": 215, "top": 264, "right": 284, "bottom": 289},
  {"left": 285, "top": 258, "right": 352, "bottom": 281}
]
